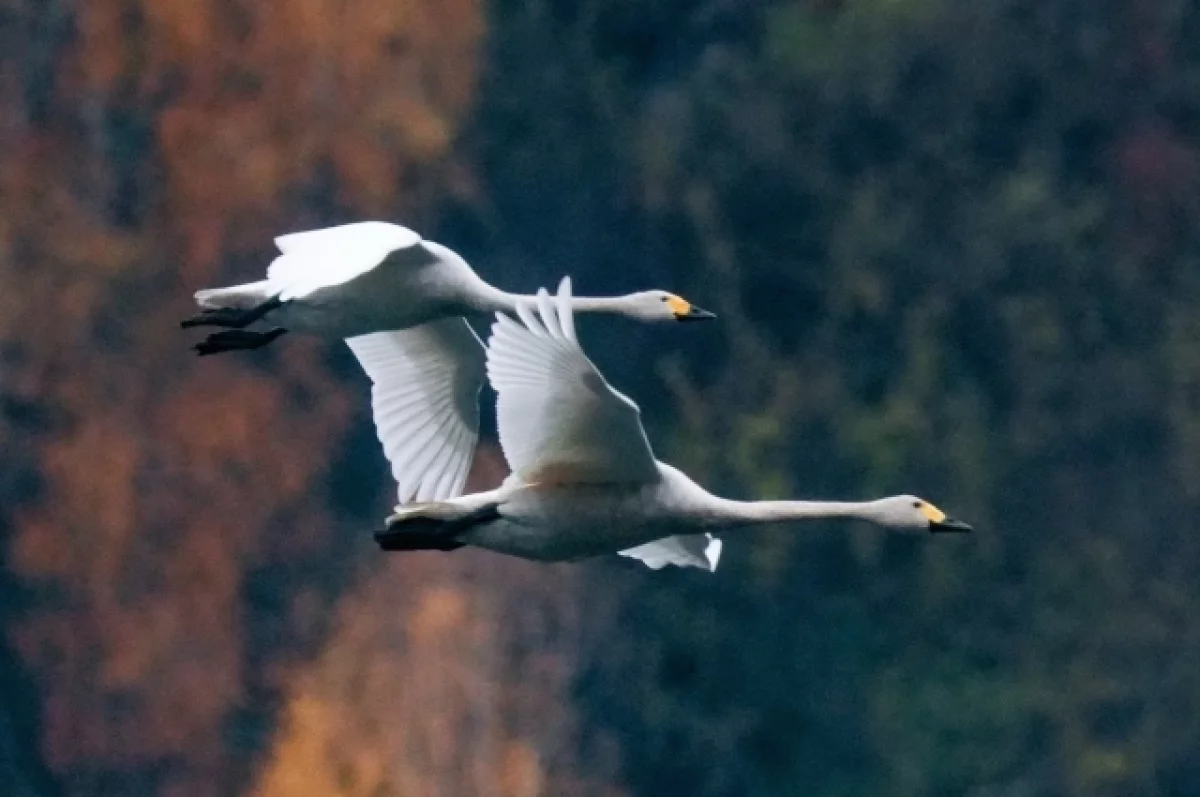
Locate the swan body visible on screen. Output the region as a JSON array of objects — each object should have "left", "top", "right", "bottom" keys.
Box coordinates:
[
  {"left": 377, "top": 278, "right": 972, "bottom": 572},
  {"left": 184, "top": 222, "right": 714, "bottom": 504},
  {"left": 419, "top": 464, "right": 710, "bottom": 563},
  {"left": 194, "top": 224, "right": 504, "bottom": 337},
  {"left": 187, "top": 221, "right": 714, "bottom": 340}
]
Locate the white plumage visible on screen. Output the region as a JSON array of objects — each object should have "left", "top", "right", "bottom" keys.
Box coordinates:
[
  {"left": 345, "top": 320, "right": 483, "bottom": 503},
  {"left": 376, "top": 278, "right": 973, "bottom": 571},
  {"left": 185, "top": 221, "right": 715, "bottom": 504}
]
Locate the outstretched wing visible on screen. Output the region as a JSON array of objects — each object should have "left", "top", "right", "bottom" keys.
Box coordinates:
[
  {"left": 268, "top": 221, "right": 430, "bottom": 301},
  {"left": 485, "top": 277, "right": 659, "bottom": 485},
  {"left": 618, "top": 534, "right": 723, "bottom": 572},
  {"left": 346, "top": 318, "right": 484, "bottom": 503}
]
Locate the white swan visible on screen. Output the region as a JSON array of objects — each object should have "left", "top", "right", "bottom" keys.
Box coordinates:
[
  {"left": 183, "top": 221, "right": 714, "bottom": 503},
  {"left": 375, "top": 277, "right": 972, "bottom": 571}
]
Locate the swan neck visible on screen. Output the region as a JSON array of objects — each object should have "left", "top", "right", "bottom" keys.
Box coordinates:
[
  {"left": 566, "top": 296, "right": 630, "bottom": 314},
  {"left": 466, "top": 286, "right": 523, "bottom": 315},
  {"left": 468, "top": 291, "right": 629, "bottom": 316},
  {"left": 704, "top": 498, "right": 871, "bottom": 527}
]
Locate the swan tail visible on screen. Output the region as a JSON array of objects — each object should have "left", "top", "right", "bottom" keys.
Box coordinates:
[
  {"left": 375, "top": 501, "right": 500, "bottom": 552},
  {"left": 194, "top": 280, "right": 276, "bottom": 310}
]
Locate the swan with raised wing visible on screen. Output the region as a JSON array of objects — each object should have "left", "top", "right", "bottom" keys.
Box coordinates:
[
  {"left": 375, "top": 277, "right": 972, "bottom": 571},
  {"left": 182, "top": 221, "right": 714, "bottom": 504}
]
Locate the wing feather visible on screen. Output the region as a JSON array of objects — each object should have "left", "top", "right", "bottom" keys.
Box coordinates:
[
  {"left": 431, "top": 425, "right": 471, "bottom": 501},
  {"left": 268, "top": 221, "right": 428, "bottom": 301},
  {"left": 618, "top": 535, "right": 723, "bottom": 571},
  {"left": 407, "top": 396, "right": 461, "bottom": 502},
  {"left": 346, "top": 318, "right": 484, "bottom": 504},
  {"left": 485, "top": 277, "right": 658, "bottom": 484}
]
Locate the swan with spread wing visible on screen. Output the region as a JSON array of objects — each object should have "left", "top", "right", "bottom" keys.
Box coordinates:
[
  {"left": 375, "top": 278, "right": 972, "bottom": 571},
  {"left": 183, "top": 221, "right": 713, "bottom": 504}
]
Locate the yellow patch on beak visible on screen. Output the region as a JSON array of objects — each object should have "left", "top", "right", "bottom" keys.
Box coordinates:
[
  {"left": 666, "top": 295, "right": 692, "bottom": 317},
  {"left": 919, "top": 502, "right": 947, "bottom": 524}
]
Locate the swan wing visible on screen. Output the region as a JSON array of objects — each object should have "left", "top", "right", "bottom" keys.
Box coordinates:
[
  {"left": 346, "top": 318, "right": 484, "bottom": 503},
  {"left": 618, "top": 534, "right": 723, "bottom": 572},
  {"left": 486, "top": 277, "right": 658, "bottom": 484},
  {"left": 268, "top": 221, "right": 430, "bottom": 301}
]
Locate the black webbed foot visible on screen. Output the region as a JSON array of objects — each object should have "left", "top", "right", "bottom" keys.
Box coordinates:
[
  {"left": 181, "top": 296, "right": 283, "bottom": 329},
  {"left": 193, "top": 327, "right": 288, "bottom": 356},
  {"left": 182, "top": 308, "right": 250, "bottom": 329},
  {"left": 374, "top": 529, "right": 466, "bottom": 552},
  {"left": 374, "top": 503, "right": 499, "bottom": 553}
]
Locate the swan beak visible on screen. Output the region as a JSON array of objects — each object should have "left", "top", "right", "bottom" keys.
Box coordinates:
[
  {"left": 930, "top": 517, "right": 973, "bottom": 534},
  {"left": 666, "top": 296, "right": 716, "bottom": 321},
  {"left": 677, "top": 305, "right": 716, "bottom": 321}
]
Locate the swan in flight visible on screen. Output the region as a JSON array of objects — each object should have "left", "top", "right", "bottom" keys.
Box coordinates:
[
  {"left": 183, "top": 221, "right": 714, "bottom": 351},
  {"left": 183, "top": 221, "right": 714, "bottom": 503},
  {"left": 375, "top": 278, "right": 972, "bottom": 572}
]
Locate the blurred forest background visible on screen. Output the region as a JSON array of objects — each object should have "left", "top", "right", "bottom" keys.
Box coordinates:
[{"left": 2, "top": 0, "right": 1200, "bottom": 795}]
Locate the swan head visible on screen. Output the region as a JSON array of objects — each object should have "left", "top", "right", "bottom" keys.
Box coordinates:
[
  {"left": 867, "top": 495, "right": 973, "bottom": 534},
  {"left": 623, "top": 291, "right": 717, "bottom": 322}
]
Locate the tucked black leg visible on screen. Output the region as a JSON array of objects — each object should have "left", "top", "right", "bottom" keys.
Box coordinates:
[
  {"left": 375, "top": 503, "right": 500, "bottom": 553},
  {"left": 181, "top": 296, "right": 283, "bottom": 329},
  {"left": 193, "top": 327, "right": 288, "bottom": 356},
  {"left": 181, "top": 307, "right": 253, "bottom": 329},
  {"left": 374, "top": 530, "right": 466, "bottom": 552}
]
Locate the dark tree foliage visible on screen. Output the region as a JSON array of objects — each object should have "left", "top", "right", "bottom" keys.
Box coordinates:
[
  {"left": 475, "top": 1, "right": 1200, "bottom": 795},
  {"left": 2, "top": 0, "right": 1199, "bottom": 795}
]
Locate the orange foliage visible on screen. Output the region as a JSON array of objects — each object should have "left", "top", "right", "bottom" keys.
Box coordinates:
[
  {"left": 69, "top": 0, "right": 483, "bottom": 275},
  {"left": 0, "top": 0, "right": 497, "bottom": 794},
  {"left": 253, "top": 489, "right": 622, "bottom": 797}
]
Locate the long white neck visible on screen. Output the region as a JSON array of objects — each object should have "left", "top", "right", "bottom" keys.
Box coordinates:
[
  {"left": 465, "top": 288, "right": 634, "bottom": 316},
  {"left": 462, "top": 285, "right": 522, "bottom": 314},
  {"left": 562, "top": 296, "right": 638, "bottom": 314},
  {"left": 696, "top": 496, "right": 879, "bottom": 529}
]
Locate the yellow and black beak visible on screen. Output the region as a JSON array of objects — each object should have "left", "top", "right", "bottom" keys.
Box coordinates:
[
  {"left": 667, "top": 296, "right": 717, "bottom": 322},
  {"left": 930, "top": 517, "right": 973, "bottom": 534},
  {"left": 919, "top": 502, "right": 973, "bottom": 534}
]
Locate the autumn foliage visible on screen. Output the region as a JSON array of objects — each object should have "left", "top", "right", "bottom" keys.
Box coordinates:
[
  {"left": 0, "top": 1, "right": 615, "bottom": 795},
  {"left": 6, "top": 1, "right": 1200, "bottom": 796}
]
